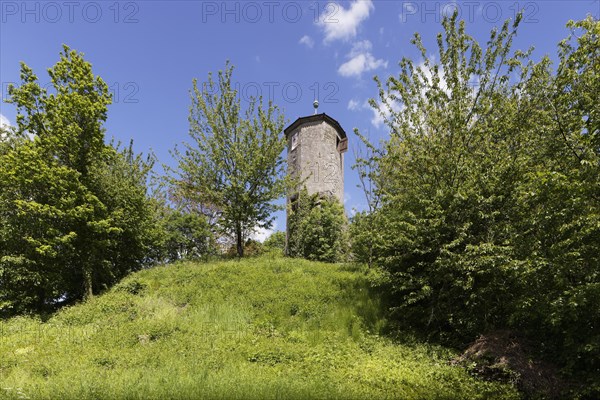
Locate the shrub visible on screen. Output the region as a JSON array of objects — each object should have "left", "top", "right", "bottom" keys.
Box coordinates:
[
  {"left": 287, "top": 189, "right": 348, "bottom": 263},
  {"left": 263, "top": 231, "right": 286, "bottom": 252},
  {"left": 156, "top": 208, "right": 214, "bottom": 262}
]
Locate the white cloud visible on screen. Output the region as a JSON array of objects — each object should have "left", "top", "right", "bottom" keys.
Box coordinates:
[
  {"left": 299, "top": 35, "right": 315, "bottom": 49},
  {"left": 347, "top": 97, "right": 392, "bottom": 129},
  {"left": 347, "top": 99, "right": 360, "bottom": 110},
  {"left": 0, "top": 114, "right": 11, "bottom": 129},
  {"left": 250, "top": 223, "right": 277, "bottom": 243},
  {"left": 368, "top": 62, "right": 453, "bottom": 129},
  {"left": 0, "top": 114, "right": 12, "bottom": 141},
  {"left": 369, "top": 96, "right": 404, "bottom": 129},
  {"left": 338, "top": 40, "right": 387, "bottom": 78},
  {"left": 318, "top": 0, "right": 374, "bottom": 43},
  {"left": 343, "top": 61, "right": 453, "bottom": 129},
  {"left": 346, "top": 97, "right": 396, "bottom": 129}
]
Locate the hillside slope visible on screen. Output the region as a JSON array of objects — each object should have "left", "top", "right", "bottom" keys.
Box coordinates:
[{"left": 0, "top": 257, "right": 519, "bottom": 399}]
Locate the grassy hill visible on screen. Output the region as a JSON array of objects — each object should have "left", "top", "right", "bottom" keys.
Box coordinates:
[{"left": 0, "top": 256, "right": 519, "bottom": 399}]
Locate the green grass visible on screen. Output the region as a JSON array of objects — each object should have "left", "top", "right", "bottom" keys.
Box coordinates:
[{"left": 0, "top": 256, "right": 520, "bottom": 399}]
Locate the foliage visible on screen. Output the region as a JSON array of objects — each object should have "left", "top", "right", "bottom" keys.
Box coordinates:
[
  {"left": 512, "top": 16, "right": 600, "bottom": 384},
  {"left": 171, "top": 62, "right": 290, "bottom": 258},
  {"left": 224, "top": 239, "right": 265, "bottom": 258},
  {"left": 156, "top": 207, "right": 214, "bottom": 262},
  {"left": 88, "top": 142, "right": 159, "bottom": 287},
  {"left": 0, "top": 46, "right": 157, "bottom": 313},
  {"left": 243, "top": 239, "right": 264, "bottom": 257},
  {"left": 0, "top": 140, "right": 87, "bottom": 312},
  {"left": 263, "top": 231, "right": 286, "bottom": 252},
  {"left": 348, "top": 210, "right": 384, "bottom": 267},
  {"left": 0, "top": 125, "right": 20, "bottom": 155},
  {"left": 0, "top": 256, "right": 519, "bottom": 399},
  {"left": 350, "top": 136, "right": 381, "bottom": 267},
  {"left": 353, "top": 12, "right": 599, "bottom": 394},
  {"left": 287, "top": 189, "right": 348, "bottom": 263}
]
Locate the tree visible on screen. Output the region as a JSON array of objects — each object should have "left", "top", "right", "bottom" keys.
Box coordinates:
[
  {"left": 287, "top": 189, "right": 348, "bottom": 263},
  {"left": 511, "top": 15, "right": 600, "bottom": 381},
  {"left": 171, "top": 62, "right": 290, "bottom": 257},
  {"left": 1, "top": 46, "right": 156, "bottom": 313},
  {"left": 0, "top": 140, "right": 86, "bottom": 312},
  {"left": 355, "top": 11, "right": 533, "bottom": 337},
  {"left": 159, "top": 207, "right": 214, "bottom": 262},
  {"left": 263, "top": 231, "right": 286, "bottom": 252},
  {"left": 88, "top": 142, "right": 159, "bottom": 282},
  {"left": 6, "top": 45, "right": 113, "bottom": 300},
  {"left": 350, "top": 138, "right": 382, "bottom": 267},
  {"left": 354, "top": 12, "right": 600, "bottom": 393}
]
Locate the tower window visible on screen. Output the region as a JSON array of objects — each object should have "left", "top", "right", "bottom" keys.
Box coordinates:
[{"left": 337, "top": 137, "right": 348, "bottom": 153}]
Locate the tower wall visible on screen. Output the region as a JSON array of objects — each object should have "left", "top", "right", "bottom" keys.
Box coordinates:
[{"left": 287, "top": 119, "right": 344, "bottom": 204}]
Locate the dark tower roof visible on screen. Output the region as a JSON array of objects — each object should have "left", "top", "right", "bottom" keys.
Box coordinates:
[{"left": 284, "top": 113, "right": 347, "bottom": 140}]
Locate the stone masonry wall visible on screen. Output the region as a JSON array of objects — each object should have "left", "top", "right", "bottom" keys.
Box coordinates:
[{"left": 287, "top": 120, "right": 344, "bottom": 204}]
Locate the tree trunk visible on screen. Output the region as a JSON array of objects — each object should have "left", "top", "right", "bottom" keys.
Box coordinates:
[
  {"left": 83, "top": 265, "right": 93, "bottom": 300},
  {"left": 236, "top": 224, "right": 244, "bottom": 258}
]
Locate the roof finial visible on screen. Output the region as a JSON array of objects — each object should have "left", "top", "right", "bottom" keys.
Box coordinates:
[{"left": 313, "top": 99, "right": 319, "bottom": 115}]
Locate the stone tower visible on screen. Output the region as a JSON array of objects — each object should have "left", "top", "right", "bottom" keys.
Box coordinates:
[{"left": 284, "top": 112, "right": 348, "bottom": 205}]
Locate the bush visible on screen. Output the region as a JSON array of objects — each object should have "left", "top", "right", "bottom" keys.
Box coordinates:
[
  {"left": 263, "top": 231, "right": 286, "bottom": 252},
  {"left": 287, "top": 189, "right": 348, "bottom": 263},
  {"left": 354, "top": 13, "right": 600, "bottom": 395},
  {"left": 244, "top": 239, "right": 264, "bottom": 257},
  {"left": 155, "top": 208, "right": 214, "bottom": 262}
]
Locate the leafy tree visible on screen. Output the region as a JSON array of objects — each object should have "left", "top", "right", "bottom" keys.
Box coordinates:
[
  {"left": 0, "top": 125, "right": 14, "bottom": 154},
  {"left": 171, "top": 62, "right": 290, "bottom": 257},
  {"left": 510, "top": 15, "right": 600, "bottom": 381},
  {"left": 1, "top": 46, "right": 156, "bottom": 313},
  {"left": 350, "top": 138, "right": 382, "bottom": 267},
  {"left": 88, "top": 142, "right": 158, "bottom": 282},
  {"left": 349, "top": 210, "right": 384, "bottom": 266},
  {"left": 242, "top": 238, "right": 264, "bottom": 257},
  {"left": 6, "top": 45, "right": 113, "bottom": 300},
  {"left": 159, "top": 207, "right": 214, "bottom": 261},
  {"left": 0, "top": 140, "right": 86, "bottom": 312},
  {"left": 354, "top": 12, "right": 600, "bottom": 393},
  {"left": 263, "top": 231, "right": 286, "bottom": 252},
  {"left": 287, "top": 189, "right": 348, "bottom": 263},
  {"left": 357, "top": 11, "right": 532, "bottom": 337}
]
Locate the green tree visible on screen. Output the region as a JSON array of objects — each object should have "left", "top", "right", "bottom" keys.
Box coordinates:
[
  {"left": 88, "top": 142, "right": 158, "bottom": 283},
  {"left": 0, "top": 140, "right": 86, "bottom": 312},
  {"left": 355, "top": 12, "right": 600, "bottom": 393},
  {"left": 356, "top": 12, "right": 533, "bottom": 337},
  {"left": 1, "top": 46, "right": 156, "bottom": 313},
  {"left": 509, "top": 15, "right": 600, "bottom": 381},
  {"left": 159, "top": 208, "right": 214, "bottom": 261},
  {"left": 263, "top": 231, "right": 286, "bottom": 252},
  {"left": 6, "top": 45, "right": 113, "bottom": 300},
  {"left": 287, "top": 189, "right": 348, "bottom": 263},
  {"left": 171, "top": 62, "right": 290, "bottom": 257},
  {"left": 350, "top": 141, "right": 382, "bottom": 267}
]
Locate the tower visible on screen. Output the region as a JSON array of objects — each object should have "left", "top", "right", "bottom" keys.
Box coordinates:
[{"left": 284, "top": 105, "right": 348, "bottom": 206}]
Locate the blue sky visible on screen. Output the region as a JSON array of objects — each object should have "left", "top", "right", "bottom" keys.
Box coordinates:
[{"left": 1, "top": 0, "right": 599, "bottom": 240}]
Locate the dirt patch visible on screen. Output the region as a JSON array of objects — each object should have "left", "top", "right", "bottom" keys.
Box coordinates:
[{"left": 452, "top": 330, "right": 564, "bottom": 399}]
